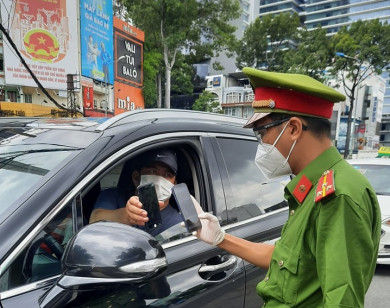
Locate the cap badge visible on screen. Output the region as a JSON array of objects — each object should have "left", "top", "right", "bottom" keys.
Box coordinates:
[{"left": 253, "top": 99, "right": 275, "bottom": 109}]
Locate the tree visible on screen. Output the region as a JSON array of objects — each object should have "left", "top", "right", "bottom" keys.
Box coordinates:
[
  {"left": 236, "top": 12, "right": 300, "bottom": 71},
  {"left": 329, "top": 19, "right": 390, "bottom": 158},
  {"left": 170, "top": 53, "right": 194, "bottom": 96},
  {"left": 122, "top": 0, "right": 240, "bottom": 109},
  {"left": 143, "top": 49, "right": 162, "bottom": 108},
  {"left": 283, "top": 26, "right": 331, "bottom": 81},
  {"left": 193, "top": 91, "right": 220, "bottom": 113}
]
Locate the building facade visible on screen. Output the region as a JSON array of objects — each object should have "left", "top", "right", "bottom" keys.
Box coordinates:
[{"left": 303, "top": 0, "right": 390, "bottom": 35}]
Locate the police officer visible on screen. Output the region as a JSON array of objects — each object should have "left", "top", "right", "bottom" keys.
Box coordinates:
[{"left": 194, "top": 68, "right": 381, "bottom": 307}]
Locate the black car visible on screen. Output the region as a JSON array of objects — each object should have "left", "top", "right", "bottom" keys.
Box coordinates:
[{"left": 0, "top": 110, "right": 288, "bottom": 307}]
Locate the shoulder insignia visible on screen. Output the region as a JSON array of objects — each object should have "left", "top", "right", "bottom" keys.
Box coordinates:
[
  {"left": 315, "top": 170, "right": 335, "bottom": 202},
  {"left": 293, "top": 174, "right": 312, "bottom": 203}
]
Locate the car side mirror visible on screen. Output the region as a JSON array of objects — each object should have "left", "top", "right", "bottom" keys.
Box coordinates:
[{"left": 39, "top": 221, "right": 167, "bottom": 308}]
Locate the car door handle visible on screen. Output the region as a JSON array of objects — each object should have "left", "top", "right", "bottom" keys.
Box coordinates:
[{"left": 198, "top": 255, "right": 237, "bottom": 273}]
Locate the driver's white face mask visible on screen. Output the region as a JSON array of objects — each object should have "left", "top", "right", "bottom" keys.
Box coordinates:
[
  {"left": 255, "top": 122, "right": 296, "bottom": 180},
  {"left": 139, "top": 174, "right": 174, "bottom": 201}
]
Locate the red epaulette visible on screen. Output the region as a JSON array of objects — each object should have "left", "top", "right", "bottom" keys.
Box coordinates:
[
  {"left": 315, "top": 170, "right": 335, "bottom": 202},
  {"left": 293, "top": 174, "right": 312, "bottom": 203}
]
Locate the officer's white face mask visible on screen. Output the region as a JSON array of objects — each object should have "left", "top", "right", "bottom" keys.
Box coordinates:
[
  {"left": 139, "top": 174, "right": 174, "bottom": 201},
  {"left": 255, "top": 122, "right": 296, "bottom": 180}
]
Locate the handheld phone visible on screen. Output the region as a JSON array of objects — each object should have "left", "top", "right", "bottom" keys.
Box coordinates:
[
  {"left": 171, "top": 183, "right": 202, "bottom": 232},
  {"left": 137, "top": 183, "right": 162, "bottom": 230}
]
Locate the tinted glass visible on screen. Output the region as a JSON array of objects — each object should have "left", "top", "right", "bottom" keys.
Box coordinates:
[
  {"left": 0, "top": 202, "right": 74, "bottom": 291},
  {"left": 351, "top": 163, "right": 390, "bottom": 195},
  {"left": 217, "top": 138, "right": 288, "bottom": 222},
  {"left": 0, "top": 144, "right": 79, "bottom": 216}
]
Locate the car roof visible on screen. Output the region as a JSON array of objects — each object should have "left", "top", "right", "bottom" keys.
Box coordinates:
[
  {"left": 347, "top": 158, "right": 390, "bottom": 166},
  {"left": 0, "top": 109, "right": 247, "bottom": 132},
  {"left": 95, "top": 109, "right": 247, "bottom": 131}
]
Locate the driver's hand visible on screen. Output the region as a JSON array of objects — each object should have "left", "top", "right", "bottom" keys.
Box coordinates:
[
  {"left": 189, "top": 196, "right": 225, "bottom": 246},
  {"left": 126, "top": 196, "right": 164, "bottom": 226}
]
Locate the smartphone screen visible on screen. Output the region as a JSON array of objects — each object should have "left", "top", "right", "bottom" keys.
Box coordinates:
[
  {"left": 137, "top": 183, "right": 162, "bottom": 230},
  {"left": 171, "top": 183, "right": 202, "bottom": 232}
]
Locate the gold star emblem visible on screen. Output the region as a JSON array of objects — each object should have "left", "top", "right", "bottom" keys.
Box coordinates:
[{"left": 38, "top": 36, "right": 46, "bottom": 45}]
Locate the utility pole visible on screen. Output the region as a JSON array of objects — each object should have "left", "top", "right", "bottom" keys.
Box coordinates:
[{"left": 67, "top": 74, "right": 80, "bottom": 117}]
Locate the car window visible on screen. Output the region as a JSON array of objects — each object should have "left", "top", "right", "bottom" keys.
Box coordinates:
[
  {"left": 0, "top": 201, "right": 74, "bottom": 292},
  {"left": 216, "top": 138, "right": 288, "bottom": 223},
  {"left": 0, "top": 143, "right": 81, "bottom": 217},
  {"left": 351, "top": 163, "right": 390, "bottom": 195},
  {"left": 99, "top": 163, "right": 123, "bottom": 189},
  {"left": 85, "top": 144, "right": 201, "bottom": 244}
]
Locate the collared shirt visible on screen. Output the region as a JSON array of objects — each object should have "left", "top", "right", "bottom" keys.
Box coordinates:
[
  {"left": 93, "top": 188, "right": 183, "bottom": 236},
  {"left": 257, "top": 147, "right": 381, "bottom": 307}
]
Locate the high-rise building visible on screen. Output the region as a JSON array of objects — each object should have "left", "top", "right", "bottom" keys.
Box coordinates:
[
  {"left": 259, "top": 0, "right": 305, "bottom": 18},
  {"left": 303, "top": 0, "right": 390, "bottom": 147},
  {"left": 215, "top": 0, "right": 390, "bottom": 148},
  {"left": 303, "top": 0, "right": 390, "bottom": 35}
]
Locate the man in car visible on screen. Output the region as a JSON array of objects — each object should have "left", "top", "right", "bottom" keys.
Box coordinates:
[
  {"left": 89, "top": 148, "right": 183, "bottom": 236},
  {"left": 192, "top": 68, "right": 381, "bottom": 307}
]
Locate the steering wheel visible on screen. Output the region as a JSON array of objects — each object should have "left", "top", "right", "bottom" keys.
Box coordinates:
[{"left": 22, "top": 234, "right": 64, "bottom": 282}]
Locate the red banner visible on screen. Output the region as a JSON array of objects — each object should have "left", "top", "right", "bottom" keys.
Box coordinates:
[{"left": 83, "top": 87, "right": 94, "bottom": 109}]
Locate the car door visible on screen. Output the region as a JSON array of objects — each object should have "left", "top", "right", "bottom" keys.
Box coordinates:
[
  {"left": 209, "top": 134, "right": 289, "bottom": 307},
  {"left": 69, "top": 134, "right": 248, "bottom": 307},
  {"left": 0, "top": 132, "right": 247, "bottom": 307},
  {"left": 80, "top": 134, "right": 247, "bottom": 307}
]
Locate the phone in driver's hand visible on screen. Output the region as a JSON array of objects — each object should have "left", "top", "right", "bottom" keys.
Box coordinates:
[
  {"left": 171, "top": 183, "right": 202, "bottom": 232},
  {"left": 137, "top": 182, "right": 162, "bottom": 231}
]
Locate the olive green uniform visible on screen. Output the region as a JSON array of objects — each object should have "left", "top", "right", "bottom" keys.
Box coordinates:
[{"left": 257, "top": 147, "right": 381, "bottom": 307}]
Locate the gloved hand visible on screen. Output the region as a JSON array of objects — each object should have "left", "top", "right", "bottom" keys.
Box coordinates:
[
  {"left": 189, "top": 196, "right": 225, "bottom": 246},
  {"left": 196, "top": 212, "right": 225, "bottom": 246}
]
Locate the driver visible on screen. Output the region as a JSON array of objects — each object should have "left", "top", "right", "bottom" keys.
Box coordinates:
[{"left": 89, "top": 148, "right": 183, "bottom": 236}]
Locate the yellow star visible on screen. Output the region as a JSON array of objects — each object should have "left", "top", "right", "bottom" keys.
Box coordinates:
[{"left": 38, "top": 36, "right": 46, "bottom": 44}]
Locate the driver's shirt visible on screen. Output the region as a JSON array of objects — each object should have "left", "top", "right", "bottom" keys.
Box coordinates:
[
  {"left": 93, "top": 188, "right": 182, "bottom": 236},
  {"left": 257, "top": 146, "right": 381, "bottom": 307}
]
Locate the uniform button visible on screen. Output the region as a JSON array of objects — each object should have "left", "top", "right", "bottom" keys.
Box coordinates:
[
  {"left": 264, "top": 276, "right": 269, "bottom": 282},
  {"left": 290, "top": 210, "right": 295, "bottom": 216},
  {"left": 278, "top": 260, "right": 284, "bottom": 267}
]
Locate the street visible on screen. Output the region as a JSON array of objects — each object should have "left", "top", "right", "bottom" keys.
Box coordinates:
[{"left": 365, "top": 265, "right": 390, "bottom": 307}]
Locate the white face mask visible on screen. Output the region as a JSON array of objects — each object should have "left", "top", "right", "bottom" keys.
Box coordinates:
[
  {"left": 139, "top": 174, "right": 174, "bottom": 201},
  {"left": 255, "top": 122, "right": 296, "bottom": 180}
]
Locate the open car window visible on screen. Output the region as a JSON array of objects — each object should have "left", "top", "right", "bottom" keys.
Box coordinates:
[{"left": 82, "top": 143, "right": 202, "bottom": 244}]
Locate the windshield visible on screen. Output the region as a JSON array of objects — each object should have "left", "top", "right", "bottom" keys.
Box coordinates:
[
  {"left": 0, "top": 144, "right": 80, "bottom": 216},
  {"left": 351, "top": 164, "right": 390, "bottom": 195}
]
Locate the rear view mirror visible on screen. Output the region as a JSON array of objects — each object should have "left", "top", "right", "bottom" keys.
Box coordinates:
[{"left": 39, "top": 221, "right": 167, "bottom": 308}]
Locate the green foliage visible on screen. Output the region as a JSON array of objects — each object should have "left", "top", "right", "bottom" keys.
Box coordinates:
[
  {"left": 236, "top": 12, "right": 300, "bottom": 71},
  {"left": 171, "top": 54, "right": 194, "bottom": 96},
  {"left": 330, "top": 19, "right": 390, "bottom": 78},
  {"left": 328, "top": 19, "right": 390, "bottom": 158},
  {"left": 283, "top": 26, "right": 331, "bottom": 81},
  {"left": 122, "top": 0, "right": 241, "bottom": 108},
  {"left": 193, "top": 91, "right": 221, "bottom": 113},
  {"left": 142, "top": 48, "right": 162, "bottom": 108}
]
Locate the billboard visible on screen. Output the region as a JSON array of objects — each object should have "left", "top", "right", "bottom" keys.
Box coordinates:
[
  {"left": 80, "top": 0, "right": 113, "bottom": 84},
  {"left": 114, "top": 82, "right": 144, "bottom": 115},
  {"left": 114, "top": 18, "right": 144, "bottom": 87},
  {"left": 1, "top": 0, "right": 79, "bottom": 90}
]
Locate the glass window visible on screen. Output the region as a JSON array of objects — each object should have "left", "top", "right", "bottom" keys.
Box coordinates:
[
  {"left": 24, "top": 94, "right": 33, "bottom": 103},
  {"left": 217, "top": 138, "right": 288, "bottom": 223},
  {"left": 0, "top": 143, "right": 80, "bottom": 217},
  {"left": 87, "top": 145, "right": 199, "bottom": 243},
  {"left": 350, "top": 164, "right": 390, "bottom": 195},
  {"left": 0, "top": 202, "right": 74, "bottom": 291}
]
